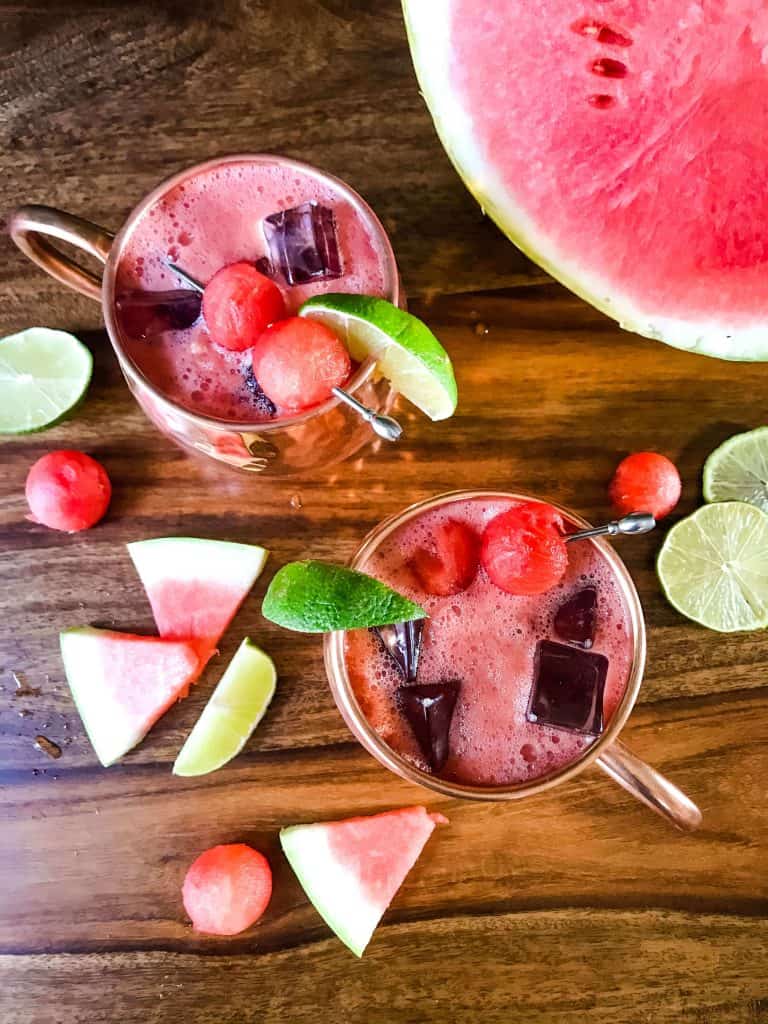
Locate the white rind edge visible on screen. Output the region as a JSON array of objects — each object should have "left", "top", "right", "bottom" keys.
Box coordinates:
[
  {"left": 280, "top": 825, "right": 380, "bottom": 957},
  {"left": 127, "top": 538, "right": 269, "bottom": 591},
  {"left": 402, "top": 0, "right": 768, "bottom": 361}
]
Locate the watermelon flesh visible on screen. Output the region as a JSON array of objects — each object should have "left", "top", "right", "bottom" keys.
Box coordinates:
[
  {"left": 60, "top": 627, "right": 201, "bottom": 766},
  {"left": 405, "top": 1, "right": 768, "bottom": 360},
  {"left": 280, "top": 805, "right": 447, "bottom": 956},
  {"left": 127, "top": 538, "right": 268, "bottom": 662}
]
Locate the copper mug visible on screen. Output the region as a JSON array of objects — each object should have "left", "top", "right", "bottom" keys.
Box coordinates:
[
  {"left": 325, "top": 490, "right": 703, "bottom": 831},
  {"left": 9, "top": 155, "right": 400, "bottom": 475}
]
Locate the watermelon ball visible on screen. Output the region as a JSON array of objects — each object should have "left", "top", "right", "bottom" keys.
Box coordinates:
[
  {"left": 410, "top": 519, "right": 481, "bottom": 596},
  {"left": 202, "top": 261, "right": 286, "bottom": 352},
  {"left": 182, "top": 843, "right": 272, "bottom": 936},
  {"left": 609, "top": 452, "right": 681, "bottom": 519},
  {"left": 250, "top": 316, "right": 352, "bottom": 413},
  {"left": 25, "top": 450, "right": 111, "bottom": 533},
  {"left": 481, "top": 501, "right": 568, "bottom": 596}
]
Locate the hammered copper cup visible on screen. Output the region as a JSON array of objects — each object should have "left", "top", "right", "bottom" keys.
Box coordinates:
[
  {"left": 325, "top": 490, "right": 702, "bottom": 831},
  {"left": 9, "top": 154, "right": 400, "bottom": 475}
]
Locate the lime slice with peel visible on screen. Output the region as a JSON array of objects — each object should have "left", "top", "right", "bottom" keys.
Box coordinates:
[
  {"left": 262, "top": 560, "right": 426, "bottom": 633},
  {"left": 173, "top": 638, "right": 276, "bottom": 777},
  {"left": 0, "top": 328, "right": 92, "bottom": 434},
  {"left": 657, "top": 502, "right": 768, "bottom": 632},
  {"left": 299, "top": 294, "right": 457, "bottom": 421},
  {"left": 703, "top": 427, "right": 768, "bottom": 514}
]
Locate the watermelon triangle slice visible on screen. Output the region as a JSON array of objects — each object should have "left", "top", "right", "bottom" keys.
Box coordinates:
[
  {"left": 127, "top": 538, "right": 268, "bottom": 662},
  {"left": 60, "top": 627, "right": 201, "bottom": 767},
  {"left": 280, "top": 805, "right": 446, "bottom": 957}
]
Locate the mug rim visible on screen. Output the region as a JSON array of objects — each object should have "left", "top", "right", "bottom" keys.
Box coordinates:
[
  {"left": 323, "top": 489, "right": 648, "bottom": 801},
  {"left": 101, "top": 152, "right": 401, "bottom": 434}
]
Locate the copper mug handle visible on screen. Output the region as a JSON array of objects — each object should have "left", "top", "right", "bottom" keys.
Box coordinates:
[
  {"left": 597, "top": 739, "right": 702, "bottom": 831},
  {"left": 9, "top": 204, "right": 114, "bottom": 302}
]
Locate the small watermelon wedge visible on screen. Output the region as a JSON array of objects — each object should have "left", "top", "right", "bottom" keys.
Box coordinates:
[
  {"left": 127, "top": 538, "right": 268, "bottom": 662},
  {"left": 60, "top": 627, "right": 201, "bottom": 766},
  {"left": 280, "top": 805, "right": 446, "bottom": 957}
]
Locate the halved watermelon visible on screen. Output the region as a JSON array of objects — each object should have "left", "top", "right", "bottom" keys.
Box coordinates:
[
  {"left": 60, "top": 627, "right": 201, "bottom": 766},
  {"left": 127, "top": 538, "right": 268, "bottom": 662},
  {"left": 280, "top": 805, "right": 446, "bottom": 957},
  {"left": 404, "top": 1, "right": 768, "bottom": 360}
]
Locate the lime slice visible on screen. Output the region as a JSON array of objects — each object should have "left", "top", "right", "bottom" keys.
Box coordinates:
[
  {"left": 657, "top": 502, "right": 768, "bottom": 632},
  {"left": 703, "top": 427, "right": 768, "bottom": 513},
  {"left": 0, "top": 328, "right": 93, "bottom": 434},
  {"left": 299, "top": 294, "right": 457, "bottom": 421},
  {"left": 262, "top": 560, "right": 426, "bottom": 633},
  {"left": 173, "top": 638, "right": 276, "bottom": 777}
]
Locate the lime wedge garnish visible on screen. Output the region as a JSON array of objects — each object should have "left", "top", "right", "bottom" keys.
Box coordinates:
[
  {"left": 173, "top": 638, "right": 276, "bottom": 777},
  {"left": 0, "top": 328, "right": 93, "bottom": 434},
  {"left": 262, "top": 560, "right": 426, "bottom": 633},
  {"left": 299, "top": 294, "right": 457, "bottom": 421},
  {"left": 703, "top": 427, "right": 768, "bottom": 514},
  {"left": 657, "top": 502, "right": 768, "bottom": 632}
]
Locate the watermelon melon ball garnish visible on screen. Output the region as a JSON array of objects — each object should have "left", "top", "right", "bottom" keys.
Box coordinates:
[
  {"left": 127, "top": 537, "right": 268, "bottom": 663},
  {"left": 481, "top": 502, "right": 568, "bottom": 596},
  {"left": 262, "top": 560, "right": 426, "bottom": 633},
  {"left": 299, "top": 294, "right": 457, "bottom": 421},
  {"left": 173, "top": 639, "right": 276, "bottom": 777},
  {"left": 60, "top": 627, "right": 202, "bottom": 767},
  {"left": 280, "top": 806, "right": 447, "bottom": 957},
  {"left": 202, "top": 261, "right": 285, "bottom": 351},
  {"left": 26, "top": 450, "right": 111, "bottom": 533},
  {"left": 250, "top": 316, "right": 352, "bottom": 414},
  {"left": 182, "top": 844, "right": 272, "bottom": 936},
  {"left": 404, "top": 2, "right": 768, "bottom": 361},
  {"left": 409, "top": 518, "right": 480, "bottom": 596},
  {"left": 609, "top": 452, "right": 681, "bottom": 520}
]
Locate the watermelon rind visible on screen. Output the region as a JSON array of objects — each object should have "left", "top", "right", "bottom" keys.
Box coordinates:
[
  {"left": 127, "top": 537, "right": 268, "bottom": 598},
  {"left": 402, "top": 0, "right": 768, "bottom": 362},
  {"left": 281, "top": 822, "right": 381, "bottom": 957},
  {"left": 60, "top": 626, "right": 200, "bottom": 767}
]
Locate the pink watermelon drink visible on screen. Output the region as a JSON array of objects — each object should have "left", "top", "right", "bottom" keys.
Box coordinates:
[
  {"left": 340, "top": 492, "right": 637, "bottom": 788},
  {"left": 113, "top": 155, "right": 398, "bottom": 423}
]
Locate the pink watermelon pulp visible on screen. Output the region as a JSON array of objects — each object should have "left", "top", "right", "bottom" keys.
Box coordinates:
[
  {"left": 127, "top": 538, "right": 268, "bottom": 663},
  {"left": 404, "top": 1, "right": 768, "bottom": 360},
  {"left": 280, "top": 805, "right": 447, "bottom": 956},
  {"left": 60, "top": 627, "right": 201, "bottom": 766}
]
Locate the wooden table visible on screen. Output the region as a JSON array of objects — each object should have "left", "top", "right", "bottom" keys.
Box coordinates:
[{"left": 1, "top": 4, "right": 766, "bottom": 1022}]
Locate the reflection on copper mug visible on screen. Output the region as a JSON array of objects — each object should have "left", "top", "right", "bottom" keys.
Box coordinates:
[
  {"left": 325, "top": 490, "right": 702, "bottom": 831},
  {"left": 9, "top": 154, "right": 400, "bottom": 475}
]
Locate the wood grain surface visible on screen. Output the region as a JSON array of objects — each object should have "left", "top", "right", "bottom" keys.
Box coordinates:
[{"left": 1, "top": 3, "right": 767, "bottom": 1023}]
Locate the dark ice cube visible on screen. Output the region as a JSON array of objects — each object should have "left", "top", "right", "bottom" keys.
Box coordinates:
[
  {"left": 554, "top": 587, "right": 597, "bottom": 648},
  {"left": 243, "top": 366, "right": 277, "bottom": 418},
  {"left": 373, "top": 619, "right": 424, "bottom": 681},
  {"left": 263, "top": 202, "right": 343, "bottom": 285},
  {"left": 527, "top": 640, "right": 607, "bottom": 735},
  {"left": 398, "top": 681, "right": 460, "bottom": 772},
  {"left": 116, "top": 288, "right": 201, "bottom": 339}
]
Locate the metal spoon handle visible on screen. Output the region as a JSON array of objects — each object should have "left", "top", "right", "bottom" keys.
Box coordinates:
[
  {"left": 167, "top": 262, "right": 204, "bottom": 292},
  {"left": 566, "top": 511, "right": 656, "bottom": 543},
  {"left": 331, "top": 387, "right": 403, "bottom": 442}
]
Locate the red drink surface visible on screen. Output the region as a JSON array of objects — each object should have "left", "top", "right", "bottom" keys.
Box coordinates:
[
  {"left": 345, "top": 497, "right": 634, "bottom": 786},
  {"left": 114, "top": 158, "right": 392, "bottom": 421}
]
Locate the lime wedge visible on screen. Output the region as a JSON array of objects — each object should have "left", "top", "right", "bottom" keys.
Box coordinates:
[
  {"left": 0, "top": 328, "right": 93, "bottom": 434},
  {"left": 657, "top": 502, "right": 768, "bottom": 632},
  {"left": 299, "top": 294, "right": 457, "bottom": 421},
  {"left": 262, "top": 560, "right": 426, "bottom": 633},
  {"left": 173, "top": 638, "right": 276, "bottom": 777},
  {"left": 703, "top": 427, "right": 768, "bottom": 514}
]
